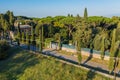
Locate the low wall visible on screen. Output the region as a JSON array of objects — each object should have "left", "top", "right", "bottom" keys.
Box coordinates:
[
  {"left": 81, "top": 51, "right": 109, "bottom": 60},
  {"left": 62, "top": 47, "right": 76, "bottom": 53},
  {"left": 50, "top": 43, "right": 110, "bottom": 60}
]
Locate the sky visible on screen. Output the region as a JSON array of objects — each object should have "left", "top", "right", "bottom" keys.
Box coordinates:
[{"left": 0, "top": 0, "right": 120, "bottom": 18}]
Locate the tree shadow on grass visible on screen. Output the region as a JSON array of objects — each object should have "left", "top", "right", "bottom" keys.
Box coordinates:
[
  {"left": 0, "top": 48, "right": 41, "bottom": 80},
  {"left": 86, "top": 69, "right": 96, "bottom": 80},
  {"left": 83, "top": 49, "right": 93, "bottom": 64}
]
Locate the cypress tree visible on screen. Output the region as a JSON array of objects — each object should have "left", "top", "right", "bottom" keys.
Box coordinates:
[
  {"left": 22, "top": 32, "right": 25, "bottom": 43},
  {"left": 17, "top": 23, "right": 22, "bottom": 42},
  {"left": 101, "top": 37, "right": 105, "bottom": 60},
  {"left": 58, "top": 33, "right": 61, "bottom": 50},
  {"left": 84, "top": 8, "right": 88, "bottom": 20},
  {"left": 26, "top": 31, "right": 30, "bottom": 50},
  {"left": 9, "top": 12, "right": 15, "bottom": 31},
  {"left": 76, "top": 37, "right": 82, "bottom": 64},
  {"left": 109, "top": 29, "right": 116, "bottom": 73},
  {"left": 31, "top": 24, "right": 36, "bottom": 51},
  {"left": 68, "top": 14, "right": 70, "bottom": 17},
  {"left": 39, "top": 26, "right": 43, "bottom": 53},
  {"left": 31, "top": 26, "right": 33, "bottom": 40},
  {"left": 42, "top": 25, "right": 44, "bottom": 47}
]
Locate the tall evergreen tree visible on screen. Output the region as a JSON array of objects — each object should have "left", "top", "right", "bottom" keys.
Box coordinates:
[
  {"left": 109, "top": 29, "right": 116, "bottom": 72},
  {"left": 76, "top": 37, "right": 82, "bottom": 64},
  {"left": 58, "top": 33, "right": 62, "bottom": 50},
  {"left": 74, "top": 30, "right": 82, "bottom": 64},
  {"left": 17, "top": 23, "right": 22, "bottom": 41},
  {"left": 31, "top": 24, "right": 36, "bottom": 51},
  {"left": 22, "top": 32, "right": 25, "bottom": 43},
  {"left": 100, "top": 37, "right": 105, "bottom": 60},
  {"left": 39, "top": 25, "right": 43, "bottom": 53},
  {"left": 42, "top": 25, "right": 44, "bottom": 47},
  {"left": 4, "top": 20, "right": 9, "bottom": 32},
  {"left": 9, "top": 12, "right": 15, "bottom": 31},
  {"left": 26, "top": 31, "right": 30, "bottom": 50},
  {"left": 84, "top": 8, "right": 88, "bottom": 19}
]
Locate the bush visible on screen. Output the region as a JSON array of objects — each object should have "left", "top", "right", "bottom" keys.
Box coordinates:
[
  {"left": 0, "top": 40, "right": 10, "bottom": 60},
  {"left": 44, "top": 38, "right": 54, "bottom": 48}
]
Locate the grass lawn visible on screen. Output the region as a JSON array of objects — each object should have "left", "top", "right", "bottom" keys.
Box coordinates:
[{"left": 0, "top": 47, "right": 112, "bottom": 80}]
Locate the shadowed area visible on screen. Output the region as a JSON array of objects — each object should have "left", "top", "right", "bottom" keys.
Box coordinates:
[{"left": 83, "top": 49, "right": 93, "bottom": 64}]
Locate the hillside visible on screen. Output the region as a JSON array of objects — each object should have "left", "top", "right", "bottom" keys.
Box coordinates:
[{"left": 0, "top": 47, "right": 111, "bottom": 80}]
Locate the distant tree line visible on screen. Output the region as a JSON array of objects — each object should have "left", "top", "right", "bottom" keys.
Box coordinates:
[{"left": 0, "top": 10, "right": 15, "bottom": 39}]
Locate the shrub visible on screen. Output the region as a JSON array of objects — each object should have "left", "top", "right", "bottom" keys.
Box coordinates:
[
  {"left": 44, "top": 38, "right": 54, "bottom": 48},
  {"left": 0, "top": 40, "right": 10, "bottom": 60}
]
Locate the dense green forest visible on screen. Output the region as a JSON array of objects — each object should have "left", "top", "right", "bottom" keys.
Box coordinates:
[{"left": 0, "top": 8, "right": 120, "bottom": 72}]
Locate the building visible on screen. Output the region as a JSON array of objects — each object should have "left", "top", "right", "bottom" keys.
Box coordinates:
[{"left": 14, "top": 22, "right": 32, "bottom": 33}]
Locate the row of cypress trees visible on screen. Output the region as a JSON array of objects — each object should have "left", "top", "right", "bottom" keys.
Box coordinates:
[{"left": 16, "top": 23, "right": 44, "bottom": 53}]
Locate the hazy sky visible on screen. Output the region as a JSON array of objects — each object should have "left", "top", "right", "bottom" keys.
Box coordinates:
[{"left": 0, "top": 0, "right": 120, "bottom": 18}]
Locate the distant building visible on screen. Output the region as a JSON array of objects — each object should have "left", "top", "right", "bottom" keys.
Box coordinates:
[{"left": 14, "top": 22, "right": 32, "bottom": 33}]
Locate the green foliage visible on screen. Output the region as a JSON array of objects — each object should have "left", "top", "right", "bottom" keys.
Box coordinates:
[
  {"left": 0, "top": 11, "right": 15, "bottom": 33},
  {"left": 39, "top": 25, "right": 43, "bottom": 53},
  {"left": 100, "top": 37, "right": 105, "bottom": 60},
  {"left": 54, "top": 33, "right": 60, "bottom": 41},
  {"left": 109, "top": 57, "right": 114, "bottom": 73},
  {"left": 45, "top": 38, "right": 54, "bottom": 48},
  {"left": 31, "top": 26, "right": 36, "bottom": 46},
  {"left": 0, "top": 48, "right": 111, "bottom": 80},
  {"left": 93, "top": 31, "right": 110, "bottom": 51},
  {"left": 54, "top": 33, "right": 62, "bottom": 50},
  {"left": 17, "top": 32, "right": 21, "bottom": 42},
  {"left": 4, "top": 20, "right": 9, "bottom": 31},
  {"left": 26, "top": 32, "right": 30, "bottom": 50},
  {"left": 77, "top": 52, "right": 82, "bottom": 64},
  {"left": 84, "top": 8, "right": 88, "bottom": 19},
  {"left": 58, "top": 33, "right": 62, "bottom": 50},
  {"left": 22, "top": 32, "right": 25, "bottom": 43},
  {"left": 0, "top": 40, "right": 10, "bottom": 59},
  {"left": 76, "top": 40, "right": 82, "bottom": 63},
  {"left": 59, "top": 17, "right": 75, "bottom": 41},
  {"left": 35, "top": 24, "right": 40, "bottom": 35},
  {"left": 109, "top": 29, "right": 116, "bottom": 72},
  {"left": 75, "top": 30, "right": 82, "bottom": 63},
  {"left": 42, "top": 25, "right": 44, "bottom": 46},
  {"left": 60, "top": 28, "right": 68, "bottom": 39}
]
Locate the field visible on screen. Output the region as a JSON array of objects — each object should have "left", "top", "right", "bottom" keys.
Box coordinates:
[{"left": 0, "top": 47, "right": 112, "bottom": 80}]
